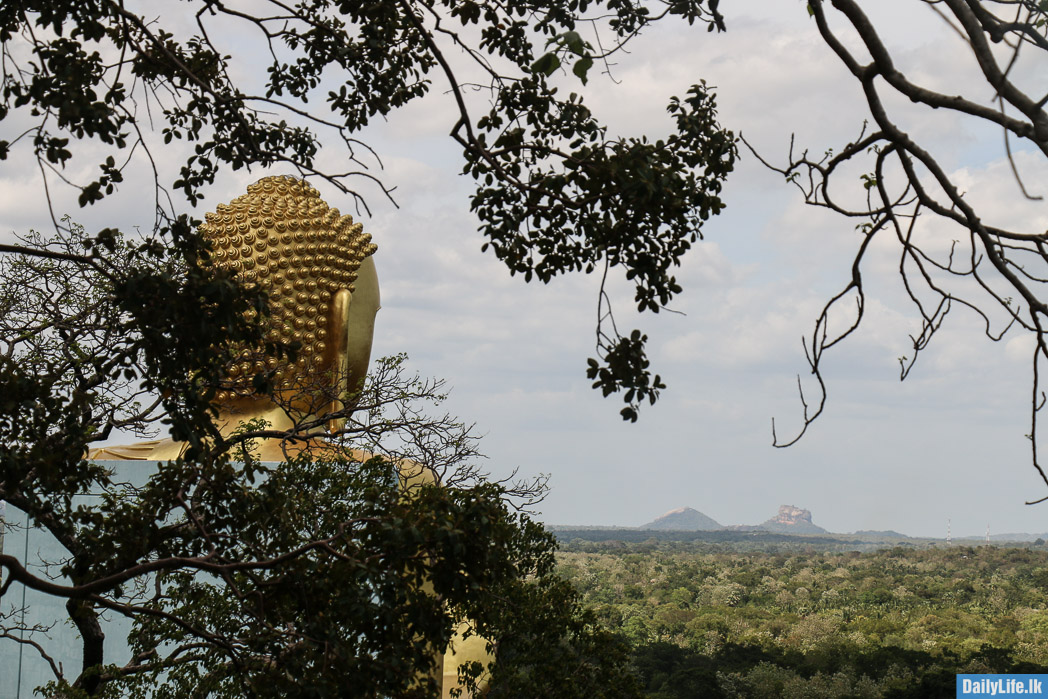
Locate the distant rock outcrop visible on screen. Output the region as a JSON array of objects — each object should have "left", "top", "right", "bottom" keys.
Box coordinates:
[
  {"left": 640, "top": 507, "right": 721, "bottom": 531},
  {"left": 758, "top": 505, "right": 827, "bottom": 534}
]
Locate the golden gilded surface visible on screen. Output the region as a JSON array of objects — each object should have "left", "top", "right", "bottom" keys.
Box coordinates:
[
  {"left": 87, "top": 175, "right": 382, "bottom": 461},
  {"left": 201, "top": 175, "right": 377, "bottom": 402}
]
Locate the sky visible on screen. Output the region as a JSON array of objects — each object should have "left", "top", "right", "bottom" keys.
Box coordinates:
[{"left": 3, "top": 1, "right": 1048, "bottom": 538}]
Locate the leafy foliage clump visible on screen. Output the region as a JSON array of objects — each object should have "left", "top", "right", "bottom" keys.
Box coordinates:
[
  {"left": 1, "top": 0, "right": 734, "bottom": 419},
  {"left": 0, "top": 224, "right": 639, "bottom": 696},
  {"left": 4, "top": 361, "right": 642, "bottom": 697}
]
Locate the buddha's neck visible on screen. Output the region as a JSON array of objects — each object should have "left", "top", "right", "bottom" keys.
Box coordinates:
[{"left": 215, "top": 400, "right": 333, "bottom": 461}]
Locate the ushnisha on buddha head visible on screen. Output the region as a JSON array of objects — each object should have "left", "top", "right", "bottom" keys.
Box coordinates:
[{"left": 199, "top": 175, "right": 379, "bottom": 423}]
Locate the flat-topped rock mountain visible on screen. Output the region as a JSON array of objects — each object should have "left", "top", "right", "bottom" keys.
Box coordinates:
[
  {"left": 759, "top": 505, "right": 826, "bottom": 534},
  {"left": 640, "top": 507, "right": 721, "bottom": 531}
]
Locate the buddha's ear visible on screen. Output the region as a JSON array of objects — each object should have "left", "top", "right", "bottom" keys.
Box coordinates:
[
  {"left": 326, "top": 257, "right": 380, "bottom": 434},
  {"left": 326, "top": 287, "right": 352, "bottom": 433}
]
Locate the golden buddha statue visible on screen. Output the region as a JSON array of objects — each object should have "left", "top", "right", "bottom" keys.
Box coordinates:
[
  {"left": 89, "top": 175, "right": 380, "bottom": 461},
  {"left": 88, "top": 175, "right": 489, "bottom": 697}
]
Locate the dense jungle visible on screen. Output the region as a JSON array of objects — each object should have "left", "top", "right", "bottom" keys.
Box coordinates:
[{"left": 555, "top": 537, "right": 1048, "bottom": 698}]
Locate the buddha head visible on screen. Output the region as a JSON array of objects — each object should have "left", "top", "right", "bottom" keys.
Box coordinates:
[{"left": 199, "top": 175, "right": 379, "bottom": 426}]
